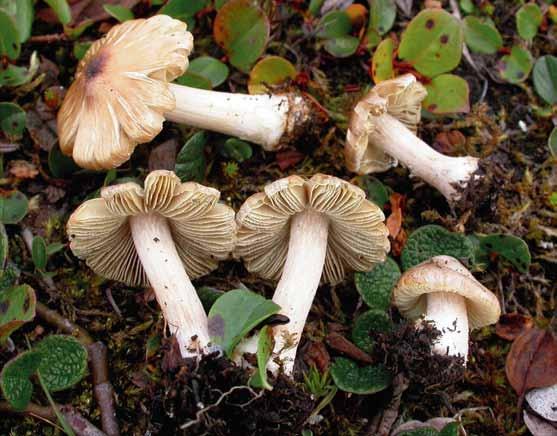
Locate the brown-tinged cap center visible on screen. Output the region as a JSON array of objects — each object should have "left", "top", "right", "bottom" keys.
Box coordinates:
[{"left": 84, "top": 49, "right": 109, "bottom": 80}]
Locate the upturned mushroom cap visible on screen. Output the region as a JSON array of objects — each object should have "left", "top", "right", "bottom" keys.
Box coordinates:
[
  {"left": 393, "top": 255, "right": 500, "bottom": 329},
  {"left": 57, "top": 15, "right": 193, "bottom": 170},
  {"left": 235, "top": 174, "right": 390, "bottom": 284},
  {"left": 345, "top": 74, "right": 427, "bottom": 174},
  {"left": 67, "top": 170, "right": 235, "bottom": 286}
]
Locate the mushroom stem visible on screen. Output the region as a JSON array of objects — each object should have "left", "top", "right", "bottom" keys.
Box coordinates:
[
  {"left": 167, "top": 84, "right": 308, "bottom": 150},
  {"left": 271, "top": 209, "right": 329, "bottom": 375},
  {"left": 425, "top": 292, "right": 469, "bottom": 361},
  {"left": 129, "top": 213, "right": 209, "bottom": 358},
  {"left": 372, "top": 114, "right": 479, "bottom": 203}
]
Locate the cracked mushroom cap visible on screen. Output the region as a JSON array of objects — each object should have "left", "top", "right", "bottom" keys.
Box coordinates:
[
  {"left": 235, "top": 174, "right": 390, "bottom": 284},
  {"left": 345, "top": 74, "right": 427, "bottom": 175},
  {"left": 57, "top": 15, "right": 193, "bottom": 170},
  {"left": 393, "top": 255, "right": 501, "bottom": 329},
  {"left": 67, "top": 170, "right": 235, "bottom": 286}
]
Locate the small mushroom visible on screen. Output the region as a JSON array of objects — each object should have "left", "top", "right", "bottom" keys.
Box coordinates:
[
  {"left": 393, "top": 255, "right": 500, "bottom": 362},
  {"left": 235, "top": 174, "right": 390, "bottom": 375},
  {"left": 67, "top": 170, "right": 236, "bottom": 358},
  {"left": 58, "top": 15, "right": 322, "bottom": 170},
  {"left": 345, "top": 74, "right": 480, "bottom": 204}
]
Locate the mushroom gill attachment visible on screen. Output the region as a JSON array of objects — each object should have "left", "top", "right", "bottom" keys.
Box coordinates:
[
  {"left": 67, "top": 170, "right": 235, "bottom": 357},
  {"left": 235, "top": 174, "right": 390, "bottom": 374},
  {"left": 58, "top": 16, "right": 193, "bottom": 170},
  {"left": 393, "top": 255, "right": 501, "bottom": 362}
]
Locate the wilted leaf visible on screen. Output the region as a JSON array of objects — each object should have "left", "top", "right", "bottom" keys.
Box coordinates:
[
  {"left": 0, "top": 285, "right": 36, "bottom": 343},
  {"left": 188, "top": 56, "right": 229, "bottom": 88},
  {"left": 533, "top": 56, "right": 557, "bottom": 105},
  {"left": 248, "top": 56, "right": 296, "bottom": 94},
  {"left": 326, "top": 331, "right": 374, "bottom": 364},
  {"left": 208, "top": 289, "right": 280, "bottom": 357},
  {"left": 175, "top": 131, "right": 207, "bottom": 182},
  {"left": 213, "top": 0, "right": 270, "bottom": 72},
  {"left": 495, "top": 313, "right": 534, "bottom": 341},
  {"left": 498, "top": 46, "right": 533, "bottom": 84},
  {"left": 423, "top": 74, "right": 469, "bottom": 114},
  {"left": 505, "top": 328, "right": 557, "bottom": 395},
  {"left": 398, "top": 9, "right": 463, "bottom": 78},
  {"left": 355, "top": 257, "right": 401, "bottom": 310},
  {"left": 463, "top": 16, "right": 502, "bottom": 55},
  {"left": 0, "top": 350, "right": 42, "bottom": 410},
  {"left": 371, "top": 37, "right": 395, "bottom": 83},
  {"left": 330, "top": 357, "right": 391, "bottom": 394},
  {"left": 516, "top": 2, "right": 542, "bottom": 41}
]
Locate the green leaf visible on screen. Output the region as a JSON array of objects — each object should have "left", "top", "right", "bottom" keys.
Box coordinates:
[
  {"left": 31, "top": 236, "right": 47, "bottom": 270},
  {"left": 352, "top": 309, "right": 392, "bottom": 353},
  {"left": 330, "top": 357, "right": 391, "bottom": 394},
  {"left": 308, "top": 0, "right": 324, "bottom": 16},
  {"left": 0, "top": 285, "right": 36, "bottom": 343},
  {"left": 174, "top": 71, "right": 213, "bottom": 89},
  {"left": 208, "top": 289, "right": 280, "bottom": 357},
  {"left": 0, "top": 102, "right": 25, "bottom": 140},
  {"left": 175, "top": 131, "right": 207, "bottom": 182},
  {"left": 0, "top": 350, "right": 42, "bottom": 410},
  {"left": 0, "top": 51, "right": 39, "bottom": 87},
  {"left": 34, "top": 335, "right": 88, "bottom": 392},
  {"left": 220, "top": 138, "right": 253, "bottom": 162},
  {"left": 423, "top": 74, "right": 470, "bottom": 114},
  {"left": 324, "top": 35, "right": 359, "bottom": 58},
  {"left": 48, "top": 145, "right": 80, "bottom": 178},
  {"left": 497, "top": 46, "right": 533, "bottom": 84},
  {"left": 0, "top": 266, "right": 19, "bottom": 291},
  {"left": 401, "top": 225, "right": 474, "bottom": 270},
  {"left": 516, "top": 2, "right": 542, "bottom": 40},
  {"left": 213, "top": 0, "right": 270, "bottom": 73},
  {"left": 159, "top": 0, "right": 208, "bottom": 20},
  {"left": 0, "top": 223, "right": 7, "bottom": 268},
  {"left": 533, "top": 55, "right": 557, "bottom": 105},
  {"left": 371, "top": 37, "right": 395, "bottom": 83},
  {"left": 318, "top": 11, "right": 352, "bottom": 39},
  {"left": 248, "top": 56, "right": 296, "bottom": 94},
  {"left": 369, "top": 0, "right": 396, "bottom": 35},
  {"left": 549, "top": 127, "right": 557, "bottom": 158},
  {"left": 0, "top": 0, "right": 34, "bottom": 43},
  {"left": 439, "top": 422, "right": 459, "bottom": 436},
  {"left": 477, "top": 234, "right": 531, "bottom": 273},
  {"left": 399, "top": 429, "right": 438, "bottom": 436},
  {"left": 355, "top": 257, "right": 400, "bottom": 310},
  {"left": 103, "top": 4, "right": 134, "bottom": 22},
  {"left": 197, "top": 286, "right": 225, "bottom": 312},
  {"left": 188, "top": 56, "right": 229, "bottom": 88},
  {"left": 0, "top": 10, "right": 20, "bottom": 60},
  {"left": 463, "top": 16, "right": 502, "bottom": 54},
  {"left": 73, "top": 41, "right": 91, "bottom": 61},
  {"left": 0, "top": 190, "right": 28, "bottom": 224},
  {"left": 398, "top": 8, "right": 463, "bottom": 78},
  {"left": 44, "top": 0, "right": 71, "bottom": 25},
  {"left": 361, "top": 176, "right": 391, "bottom": 208},
  {"left": 250, "top": 325, "right": 274, "bottom": 390}
]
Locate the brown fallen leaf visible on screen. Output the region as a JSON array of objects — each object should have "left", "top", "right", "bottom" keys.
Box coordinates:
[
  {"left": 496, "top": 313, "right": 534, "bottom": 341},
  {"left": 303, "top": 341, "right": 330, "bottom": 373},
  {"left": 148, "top": 139, "right": 178, "bottom": 172},
  {"left": 386, "top": 193, "right": 404, "bottom": 238},
  {"left": 433, "top": 130, "right": 466, "bottom": 155},
  {"left": 326, "top": 331, "right": 373, "bottom": 364},
  {"left": 276, "top": 149, "right": 305, "bottom": 171},
  {"left": 506, "top": 328, "right": 557, "bottom": 396}
]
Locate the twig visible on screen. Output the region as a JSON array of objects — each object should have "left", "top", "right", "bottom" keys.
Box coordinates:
[
  {"left": 36, "top": 302, "right": 93, "bottom": 345},
  {"left": 28, "top": 34, "right": 68, "bottom": 43},
  {"left": 0, "top": 401, "right": 106, "bottom": 436}
]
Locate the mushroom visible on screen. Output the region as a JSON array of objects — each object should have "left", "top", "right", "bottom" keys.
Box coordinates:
[
  {"left": 345, "top": 74, "right": 480, "bottom": 204},
  {"left": 393, "top": 255, "right": 501, "bottom": 362},
  {"left": 66, "top": 170, "right": 236, "bottom": 358},
  {"left": 58, "top": 15, "right": 322, "bottom": 170},
  {"left": 235, "top": 174, "right": 390, "bottom": 375}
]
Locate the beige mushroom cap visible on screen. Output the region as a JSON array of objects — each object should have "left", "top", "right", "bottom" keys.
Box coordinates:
[
  {"left": 345, "top": 74, "right": 427, "bottom": 175},
  {"left": 67, "top": 170, "right": 235, "bottom": 286},
  {"left": 393, "top": 255, "right": 501, "bottom": 329},
  {"left": 235, "top": 174, "right": 390, "bottom": 285},
  {"left": 57, "top": 15, "right": 193, "bottom": 170}
]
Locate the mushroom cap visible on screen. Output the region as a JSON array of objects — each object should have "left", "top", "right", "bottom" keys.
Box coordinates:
[
  {"left": 393, "top": 255, "right": 501, "bottom": 329},
  {"left": 235, "top": 174, "right": 390, "bottom": 285},
  {"left": 57, "top": 15, "right": 193, "bottom": 170},
  {"left": 345, "top": 74, "right": 427, "bottom": 175},
  {"left": 67, "top": 170, "right": 235, "bottom": 286}
]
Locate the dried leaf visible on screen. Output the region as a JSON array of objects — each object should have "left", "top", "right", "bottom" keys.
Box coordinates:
[
  {"left": 386, "top": 193, "right": 404, "bottom": 238},
  {"left": 276, "top": 149, "right": 304, "bottom": 171},
  {"left": 506, "top": 328, "right": 557, "bottom": 395},
  {"left": 148, "top": 139, "right": 178, "bottom": 172},
  {"left": 326, "top": 331, "right": 373, "bottom": 364},
  {"left": 495, "top": 313, "right": 534, "bottom": 341},
  {"left": 303, "top": 341, "right": 330, "bottom": 373}
]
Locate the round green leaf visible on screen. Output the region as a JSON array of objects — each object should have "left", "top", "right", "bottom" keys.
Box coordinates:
[
  {"left": 220, "top": 138, "right": 253, "bottom": 162},
  {"left": 0, "top": 0, "right": 34, "bottom": 43},
  {"left": 317, "top": 10, "right": 352, "bottom": 39},
  {"left": 0, "top": 102, "right": 25, "bottom": 140},
  {"left": 0, "top": 284, "right": 36, "bottom": 343},
  {"left": 355, "top": 257, "right": 401, "bottom": 310},
  {"left": 423, "top": 74, "right": 470, "bottom": 114},
  {"left": 398, "top": 9, "right": 463, "bottom": 78},
  {"left": 188, "top": 56, "right": 229, "bottom": 88},
  {"left": 352, "top": 309, "right": 392, "bottom": 353},
  {"left": 0, "top": 190, "right": 28, "bottom": 224},
  {"left": 330, "top": 357, "right": 392, "bottom": 394},
  {"left": 103, "top": 4, "right": 134, "bottom": 22},
  {"left": 248, "top": 56, "right": 296, "bottom": 94},
  {"left": 533, "top": 55, "right": 557, "bottom": 105},
  {"left": 213, "top": 0, "right": 270, "bottom": 73},
  {"left": 549, "top": 126, "right": 557, "bottom": 158},
  {"left": 0, "top": 350, "right": 42, "bottom": 410},
  {"left": 175, "top": 71, "right": 213, "bottom": 89},
  {"left": 31, "top": 236, "right": 47, "bottom": 270},
  {"left": 463, "top": 16, "right": 502, "bottom": 55},
  {"left": 401, "top": 225, "right": 475, "bottom": 270},
  {"left": 371, "top": 37, "right": 395, "bottom": 83},
  {"left": 0, "top": 9, "right": 20, "bottom": 60},
  {"left": 175, "top": 131, "right": 207, "bottom": 182},
  {"left": 34, "top": 335, "right": 88, "bottom": 392},
  {"left": 324, "top": 35, "right": 359, "bottom": 58},
  {"left": 48, "top": 145, "right": 80, "bottom": 178},
  {"left": 516, "top": 2, "right": 542, "bottom": 41},
  {"left": 498, "top": 46, "right": 533, "bottom": 84},
  {"left": 478, "top": 234, "right": 531, "bottom": 273},
  {"left": 44, "top": 0, "right": 71, "bottom": 25},
  {"left": 369, "top": 0, "right": 396, "bottom": 36}
]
